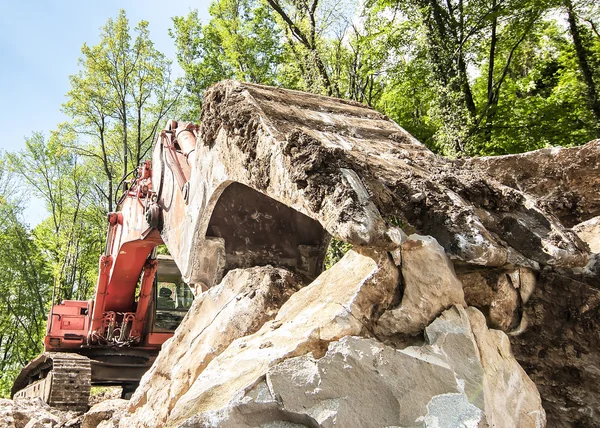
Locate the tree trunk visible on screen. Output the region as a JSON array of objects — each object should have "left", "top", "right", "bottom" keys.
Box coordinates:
[
  {"left": 122, "top": 97, "right": 129, "bottom": 190},
  {"left": 565, "top": 0, "right": 600, "bottom": 137},
  {"left": 484, "top": 6, "right": 498, "bottom": 141}
]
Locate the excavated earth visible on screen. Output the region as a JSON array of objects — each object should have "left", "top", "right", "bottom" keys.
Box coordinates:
[{"left": 2, "top": 81, "right": 598, "bottom": 428}]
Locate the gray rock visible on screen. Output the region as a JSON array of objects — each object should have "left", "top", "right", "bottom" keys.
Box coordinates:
[
  {"left": 460, "top": 140, "right": 600, "bottom": 228},
  {"left": 171, "top": 306, "right": 544, "bottom": 428},
  {"left": 121, "top": 248, "right": 398, "bottom": 427},
  {"left": 0, "top": 397, "right": 78, "bottom": 428}
]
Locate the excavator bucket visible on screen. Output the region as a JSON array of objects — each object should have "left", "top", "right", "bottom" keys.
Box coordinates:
[{"left": 155, "top": 81, "right": 589, "bottom": 293}]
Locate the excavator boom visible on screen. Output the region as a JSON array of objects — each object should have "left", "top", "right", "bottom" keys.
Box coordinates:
[{"left": 12, "top": 138, "right": 197, "bottom": 407}]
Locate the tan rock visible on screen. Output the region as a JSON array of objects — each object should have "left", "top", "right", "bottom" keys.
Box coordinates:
[
  {"left": 459, "top": 267, "right": 537, "bottom": 333},
  {"left": 152, "top": 248, "right": 398, "bottom": 426},
  {"left": 375, "top": 235, "right": 466, "bottom": 336},
  {"left": 518, "top": 267, "right": 537, "bottom": 303},
  {"left": 82, "top": 399, "right": 127, "bottom": 428},
  {"left": 573, "top": 216, "right": 600, "bottom": 253},
  {"left": 161, "top": 81, "right": 591, "bottom": 296},
  {"left": 466, "top": 307, "right": 545, "bottom": 428},
  {"left": 122, "top": 266, "right": 304, "bottom": 427}
]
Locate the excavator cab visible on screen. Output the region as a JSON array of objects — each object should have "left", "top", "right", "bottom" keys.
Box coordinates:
[{"left": 152, "top": 254, "right": 194, "bottom": 332}]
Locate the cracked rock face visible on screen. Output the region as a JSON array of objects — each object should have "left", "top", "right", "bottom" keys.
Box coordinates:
[
  {"left": 261, "top": 307, "right": 543, "bottom": 428},
  {"left": 460, "top": 140, "right": 600, "bottom": 228},
  {"left": 109, "top": 82, "right": 598, "bottom": 427},
  {"left": 122, "top": 249, "right": 398, "bottom": 426},
  {"left": 123, "top": 306, "right": 544, "bottom": 428},
  {"left": 375, "top": 234, "right": 466, "bottom": 336},
  {"left": 165, "top": 81, "right": 592, "bottom": 292},
  {"left": 119, "top": 247, "right": 547, "bottom": 427},
  {"left": 163, "top": 248, "right": 397, "bottom": 426},
  {"left": 510, "top": 271, "right": 600, "bottom": 427}
]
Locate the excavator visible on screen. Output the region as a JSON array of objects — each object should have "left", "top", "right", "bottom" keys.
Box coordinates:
[
  {"left": 10, "top": 121, "right": 203, "bottom": 411},
  {"left": 11, "top": 95, "right": 331, "bottom": 411},
  {"left": 10, "top": 81, "right": 366, "bottom": 411}
]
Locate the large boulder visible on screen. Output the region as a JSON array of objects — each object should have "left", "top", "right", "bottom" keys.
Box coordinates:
[
  {"left": 162, "top": 81, "right": 592, "bottom": 292},
  {"left": 117, "top": 243, "right": 548, "bottom": 427},
  {"left": 460, "top": 140, "right": 600, "bottom": 228},
  {"left": 165, "top": 248, "right": 397, "bottom": 426},
  {"left": 123, "top": 266, "right": 305, "bottom": 427},
  {"left": 121, "top": 248, "right": 398, "bottom": 426},
  {"left": 261, "top": 307, "right": 543, "bottom": 428},
  {"left": 127, "top": 306, "right": 544, "bottom": 428}
]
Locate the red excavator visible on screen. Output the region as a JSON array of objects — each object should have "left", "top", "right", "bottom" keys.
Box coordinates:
[
  {"left": 11, "top": 85, "right": 332, "bottom": 411},
  {"left": 10, "top": 121, "right": 199, "bottom": 411}
]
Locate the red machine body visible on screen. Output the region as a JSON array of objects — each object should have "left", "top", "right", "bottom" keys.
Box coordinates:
[
  {"left": 44, "top": 120, "right": 199, "bottom": 354},
  {"left": 44, "top": 160, "right": 169, "bottom": 352},
  {"left": 12, "top": 121, "right": 199, "bottom": 405}
]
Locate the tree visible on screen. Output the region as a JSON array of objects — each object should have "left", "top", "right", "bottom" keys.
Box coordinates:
[
  {"left": 64, "top": 10, "right": 180, "bottom": 211},
  {"left": 0, "top": 155, "right": 52, "bottom": 397},
  {"left": 469, "top": 19, "right": 597, "bottom": 153},
  {"left": 563, "top": 0, "right": 600, "bottom": 136},
  {"left": 171, "top": 1, "right": 283, "bottom": 119},
  {"left": 380, "top": 0, "right": 551, "bottom": 153},
  {"left": 6, "top": 133, "right": 103, "bottom": 304}
]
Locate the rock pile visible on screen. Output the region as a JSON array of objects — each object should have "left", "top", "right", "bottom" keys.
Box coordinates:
[
  {"left": 0, "top": 397, "right": 77, "bottom": 427},
  {"left": 122, "top": 248, "right": 545, "bottom": 427},
  {"left": 148, "top": 81, "right": 596, "bottom": 427},
  {"left": 0, "top": 397, "right": 127, "bottom": 428}
]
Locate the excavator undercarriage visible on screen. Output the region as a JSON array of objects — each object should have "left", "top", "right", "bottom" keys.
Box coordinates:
[
  {"left": 12, "top": 348, "right": 158, "bottom": 410},
  {"left": 12, "top": 353, "right": 91, "bottom": 412}
]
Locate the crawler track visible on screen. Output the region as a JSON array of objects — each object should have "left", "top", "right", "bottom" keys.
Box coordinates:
[{"left": 12, "top": 353, "right": 91, "bottom": 412}]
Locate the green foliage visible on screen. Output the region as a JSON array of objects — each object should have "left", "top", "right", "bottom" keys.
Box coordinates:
[
  {"left": 64, "top": 10, "right": 181, "bottom": 211},
  {"left": 0, "top": 157, "right": 52, "bottom": 397},
  {"left": 171, "top": 0, "right": 600, "bottom": 154},
  {"left": 156, "top": 244, "right": 171, "bottom": 255},
  {"left": 171, "top": 1, "right": 283, "bottom": 119},
  {"left": 324, "top": 237, "right": 353, "bottom": 269},
  {"left": 7, "top": 133, "right": 104, "bottom": 302},
  {"left": 471, "top": 20, "right": 598, "bottom": 154}
]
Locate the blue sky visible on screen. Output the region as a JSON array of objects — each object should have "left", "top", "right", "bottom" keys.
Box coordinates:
[{"left": 0, "top": 1, "right": 210, "bottom": 224}]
